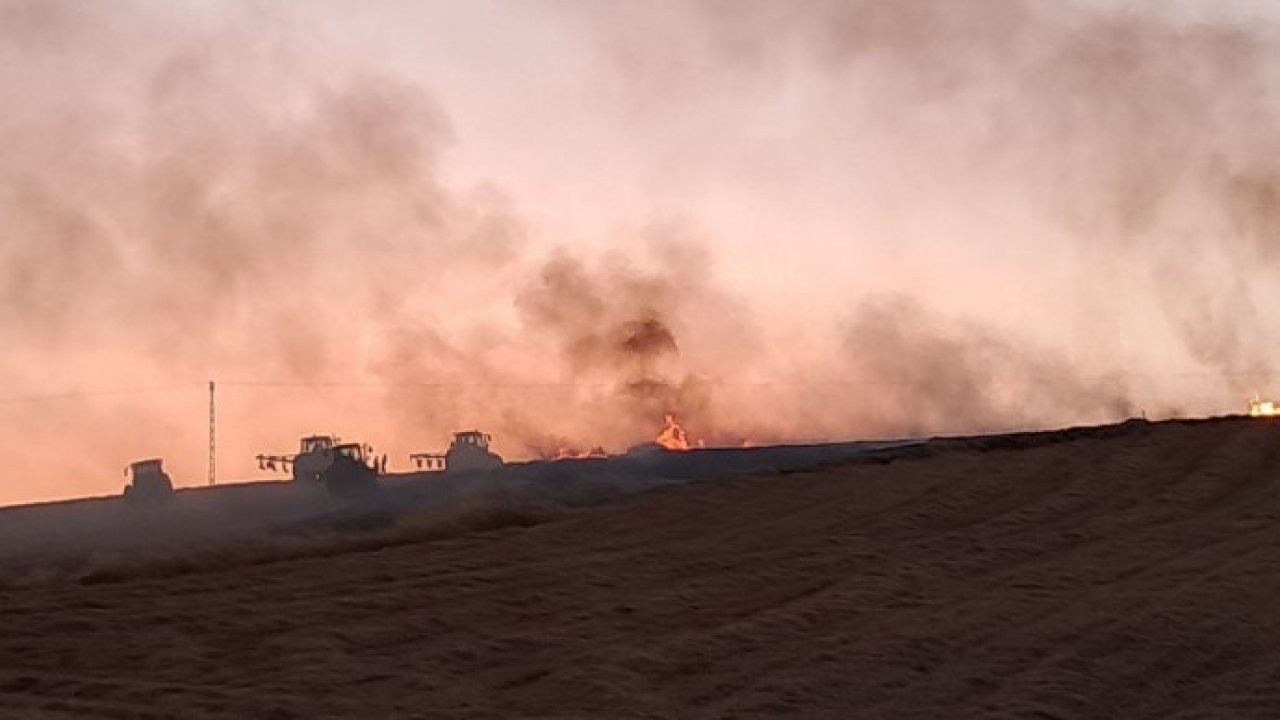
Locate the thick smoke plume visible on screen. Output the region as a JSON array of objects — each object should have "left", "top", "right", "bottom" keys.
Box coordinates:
[
  {"left": 839, "top": 297, "right": 1132, "bottom": 436},
  {"left": 567, "top": 0, "right": 1280, "bottom": 390},
  {"left": 512, "top": 250, "right": 715, "bottom": 446},
  {"left": 1, "top": 0, "right": 1278, "bottom": 504}
]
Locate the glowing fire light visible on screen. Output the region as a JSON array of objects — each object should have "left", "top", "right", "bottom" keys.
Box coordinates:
[
  {"left": 1250, "top": 394, "right": 1279, "bottom": 417},
  {"left": 548, "top": 414, "right": 717, "bottom": 460},
  {"left": 655, "top": 413, "right": 701, "bottom": 451},
  {"left": 551, "top": 446, "right": 607, "bottom": 461}
]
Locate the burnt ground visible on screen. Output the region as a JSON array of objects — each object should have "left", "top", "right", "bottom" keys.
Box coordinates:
[{"left": 2, "top": 416, "right": 1280, "bottom": 718}]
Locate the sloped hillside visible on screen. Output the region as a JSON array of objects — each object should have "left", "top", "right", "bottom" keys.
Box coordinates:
[{"left": 2, "top": 417, "right": 1279, "bottom": 718}]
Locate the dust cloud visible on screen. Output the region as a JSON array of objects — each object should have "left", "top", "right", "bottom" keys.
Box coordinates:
[
  {"left": 563, "top": 0, "right": 1280, "bottom": 391},
  {"left": 1, "top": 0, "right": 1277, "bottom": 504}
]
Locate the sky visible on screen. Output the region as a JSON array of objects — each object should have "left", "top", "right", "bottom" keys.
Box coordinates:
[{"left": 2, "top": 0, "right": 1280, "bottom": 505}]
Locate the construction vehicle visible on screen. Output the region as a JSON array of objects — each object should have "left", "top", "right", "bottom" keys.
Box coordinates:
[
  {"left": 122, "top": 458, "right": 174, "bottom": 506},
  {"left": 410, "top": 430, "right": 503, "bottom": 474},
  {"left": 257, "top": 434, "right": 382, "bottom": 497}
]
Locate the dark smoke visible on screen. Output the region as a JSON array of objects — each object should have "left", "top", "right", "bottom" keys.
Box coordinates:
[
  {"left": 4, "top": 0, "right": 1279, "bottom": 504},
  {"left": 564, "top": 0, "right": 1280, "bottom": 397},
  {"left": 0, "top": 1, "right": 529, "bottom": 501},
  {"left": 840, "top": 296, "right": 1132, "bottom": 437},
  {"left": 617, "top": 318, "right": 679, "bottom": 361},
  {"left": 510, "top": 246, "right": 734, "bottom": 453},
  {"left": 516, "top": 252, "right": 682, "bottom": 378}
]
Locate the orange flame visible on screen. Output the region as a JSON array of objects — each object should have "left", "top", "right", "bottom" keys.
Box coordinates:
[
  {"left": 551, "top": 446, "right": 607, "bottom": 461},
  {"left": 655, "top": 413, "right": 698, "bottom": 451},
  {"left": 1250, "top": 394, "right": 1279, "bottom": 417}
]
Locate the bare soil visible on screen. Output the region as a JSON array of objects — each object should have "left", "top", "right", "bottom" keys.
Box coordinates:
[{"left": 3, "top": 417, "right": 1280, "bottom": 718}]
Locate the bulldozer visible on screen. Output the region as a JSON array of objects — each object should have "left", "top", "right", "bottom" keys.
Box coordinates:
[
  {"left": 122, "top": 458, "right": 174, "bottom": 507},
  {"left": 410, "top": 430, "right": 503, "bottom": 474},
  {"left": 257, "top": 435, "right": 382, "bottom": 497}
]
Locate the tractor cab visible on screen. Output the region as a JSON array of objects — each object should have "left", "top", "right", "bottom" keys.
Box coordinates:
[
  {"left": 444, "top": 430, "right": 503, "bottom": 473},
  {"left": 129, "top": 459, "right": 164, "bottom": 478},
  {"left": 409, "top": 429, "right": 503, "bottom": 473},
  {"left": 299, "top": 435, "right": 337, "bottom": 454},
  {"left": 123, "top": 458, "right": 174, "bottom": 506},
  {"left": 452, "top": 431, "right": 492, "bottom": 451},
  {"left": 335, "top": 443, "right": 369, "bottom": 464},
  {"left": 259, "top": 434, "right": 379, "bottom": 497}
]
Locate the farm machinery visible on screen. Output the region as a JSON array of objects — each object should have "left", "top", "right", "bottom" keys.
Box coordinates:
[
  {"left": 257, "top": 435, "right": 383, "bottom": 497},
  {"left": 410, "top": 430, "right": 503, "bottom": 473},
  {"left": 122, "top": 458, "right": 174, "bottom": 506}
]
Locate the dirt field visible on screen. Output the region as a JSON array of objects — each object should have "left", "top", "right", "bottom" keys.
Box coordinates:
[{"left": 3, "top": 417, "right": 1280, "bottom": 718}]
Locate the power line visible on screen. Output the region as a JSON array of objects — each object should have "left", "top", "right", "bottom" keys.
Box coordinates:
[
  {"left": 215, "top": 373, "right": 1280, "bottom": 390},
  {"left": 0, "top": 383, "right": 202, "bottom": 405},
  {"left": 216, "top": 380, "right": 604, "bottom": 389},
  {"left": 2, "top": 368, "right": 1280, "bottom": 405}
]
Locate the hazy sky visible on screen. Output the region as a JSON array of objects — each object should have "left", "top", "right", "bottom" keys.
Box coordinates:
[{"left": 3, "top": 0, "right": 1280, "bottom": 505}]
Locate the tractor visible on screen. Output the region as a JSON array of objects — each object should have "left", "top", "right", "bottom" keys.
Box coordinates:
[
  {"left": 257, "top": 434, "right": 382, "bottom": 497},
  {"left": 410, "top": 430, "right": 503, "bottom": 473},
  {"left": 122, "top": 458, "right": 174, "bottom": 507}
]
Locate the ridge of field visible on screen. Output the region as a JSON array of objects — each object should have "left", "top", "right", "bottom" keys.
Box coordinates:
[{"left": 2, "top": 416, "right": 1278, "bottom": 718}]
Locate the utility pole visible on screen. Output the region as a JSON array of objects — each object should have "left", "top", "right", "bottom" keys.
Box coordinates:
[{"left": 208, "top": 380, "right": 216, "bottom": 486}]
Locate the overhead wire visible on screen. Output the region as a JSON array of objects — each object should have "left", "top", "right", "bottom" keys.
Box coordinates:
[
  {"left": 0, "top": 368, "right": 1278, "bottom": 405},
  {"left": 0, "top": 383, "right": 203, "bottom": 405}
]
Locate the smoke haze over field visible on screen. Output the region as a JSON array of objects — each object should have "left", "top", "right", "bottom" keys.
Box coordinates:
[{"left": 2, "top": 0, "right": 1280, "bottom": 504}]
